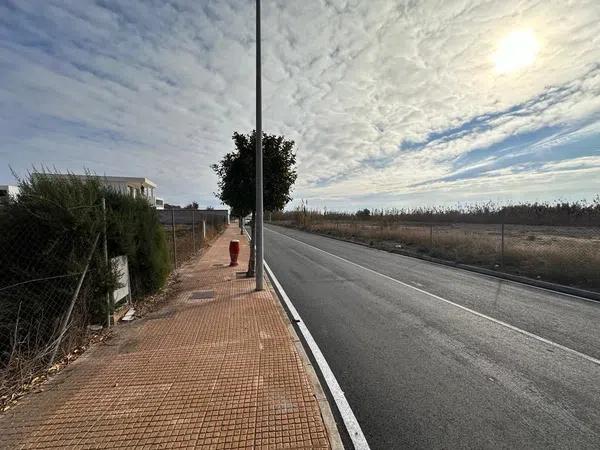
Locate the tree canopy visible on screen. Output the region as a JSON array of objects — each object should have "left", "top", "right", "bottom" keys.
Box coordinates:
[{"left": 212, "top": 130, "right": 297, "bottom": 216}]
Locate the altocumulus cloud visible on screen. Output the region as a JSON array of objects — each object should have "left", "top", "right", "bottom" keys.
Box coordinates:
[{"left": 0, "top": 0, "right": 599, "bottom": 208}]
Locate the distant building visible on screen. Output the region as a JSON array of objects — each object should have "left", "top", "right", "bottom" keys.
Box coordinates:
[
  {"left": 157, "top": 208, "right": 230, "bottom": 225},
  {"left": 34, "top": 174, "right": 162, "bottom": 208},
  {"left": 0, "top": 185, "right": 20, "bottom": 206},
  {"left": 199, "top": 208, "right": 230, "bottom": 224}
]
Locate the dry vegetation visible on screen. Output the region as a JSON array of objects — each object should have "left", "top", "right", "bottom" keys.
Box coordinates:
[
  {"left": 163, "top": 222, "right": 224, "bottom": 268},
  {"left": 272, "top": 199, "right": 600, "bottom": 292}
]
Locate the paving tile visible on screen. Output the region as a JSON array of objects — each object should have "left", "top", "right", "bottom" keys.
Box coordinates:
[{"left": 0, "top": 225, "right": 332, "bottom": 449}]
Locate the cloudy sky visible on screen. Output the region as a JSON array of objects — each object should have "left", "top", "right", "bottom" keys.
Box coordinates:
[{"left": 1, "top": 0, "right": 599, "bottom": 210}]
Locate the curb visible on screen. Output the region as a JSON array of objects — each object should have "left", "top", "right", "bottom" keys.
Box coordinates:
[
  {"left": 269, "top": 224, "right": 600, "bottom": 303},
  {"left": 241, "top": 227, "right": 347, "bottom": 450},
  {"left": 265, "top": 274, "right": 345, "bottom": 450}
]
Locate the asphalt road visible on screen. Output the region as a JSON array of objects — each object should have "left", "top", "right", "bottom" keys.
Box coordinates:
[{"left": 264, "top": 224, "right": 600, "bottom": 449}]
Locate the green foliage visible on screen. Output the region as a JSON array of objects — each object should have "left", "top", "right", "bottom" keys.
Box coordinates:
[
  {"left": 102, "top": 189, "right": 170, "bottom": 296},
  {"left": 356, "top": 208, "right": 371, "bottom": 218},
  {"left": 0, "top": 171, "right": 170, "bottom": 370},
  {"left": 211, "top": 130, "right": 298, "bottom": 216},
  {"left": 184, "top": 201, "right": 199, "bottom": 209},
  {"left": 0, "top": 172, "right": 104, "bottom": 287}
]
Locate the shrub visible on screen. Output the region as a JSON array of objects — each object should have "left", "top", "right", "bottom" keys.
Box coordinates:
[
  {"left": 103, "top": 189, "right": 170, "bottom": 296},
  {"left": 0, "top": 171, "right": 170, "bottom": 388}
]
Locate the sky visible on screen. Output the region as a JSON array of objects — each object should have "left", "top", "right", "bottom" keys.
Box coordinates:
[{"left": 1, "top": 0, "right": 599, "bottom": 210}]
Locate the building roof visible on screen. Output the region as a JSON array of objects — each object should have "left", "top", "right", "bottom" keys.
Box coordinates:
[{"left": 33, "top": 173, "right": 157, "bottom": 188}]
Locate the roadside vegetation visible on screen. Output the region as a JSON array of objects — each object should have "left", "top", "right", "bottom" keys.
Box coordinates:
[
  {"left": 0, "top": 172, "right": 170, "bottom": 404},
  {"left": 212, "top": 130, "right": 297, "bottom": 274},
  {"left": 271, "top": 198, "right": 600, "bottom": 292}
]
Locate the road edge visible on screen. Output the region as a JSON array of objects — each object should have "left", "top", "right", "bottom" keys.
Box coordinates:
[
  {"left": 264, "top": 261, "right": 371, "bottom": 450},
  {"left": 263, "top": 270, "right": 345, "bottom": 450},
  {"left": 241, "top": 227, "right": 351, "bottom": 449},
  {"left": 269, "top": 224, "right": 600, "bottom": 303}
]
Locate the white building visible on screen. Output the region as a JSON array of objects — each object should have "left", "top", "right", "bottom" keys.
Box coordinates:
[
  {"left": 35, "top": 174, "right": 161, "bottom": 207},
  {"left": 96, "top": 176, "right": 158, "bottom": 204},
  {"left": 0, "top": 184, "right": 20, "bottom": 205}
]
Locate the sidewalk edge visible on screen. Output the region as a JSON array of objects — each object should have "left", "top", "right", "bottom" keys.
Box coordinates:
[
  {"left": 265, "top": 273, "right": 345, "bottom": 450},
  {"left": 242, "top": 227, "right": 346, "bottom": 449}
]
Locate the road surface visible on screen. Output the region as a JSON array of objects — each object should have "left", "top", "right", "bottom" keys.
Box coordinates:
[{"left": 264, "top": 224, "right": 600, "bottom": 449}]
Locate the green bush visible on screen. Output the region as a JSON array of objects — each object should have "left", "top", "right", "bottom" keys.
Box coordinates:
[
  {"left": 0, "top": 172, "right": 169, "bottom": 375},
  {"left": 103, "top": 189, "right": 170, "bottom": 296}
]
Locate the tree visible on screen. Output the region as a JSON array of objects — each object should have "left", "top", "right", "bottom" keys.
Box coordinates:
[
  {"left": 356, "top": 208, "right": 371, "bottom": 218},
  {"left": 212, "top": 130, "right": 297, "bottom": 275},
  {"left": 185, "top": 201, "right": 199, "bottom": 210}
]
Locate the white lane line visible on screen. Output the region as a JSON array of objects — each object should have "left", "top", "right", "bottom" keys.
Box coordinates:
[
  {"left": 243, "top": 226, "right": 371, "bottom": 449},
  {"left": 275, "top": 227, "right": 600, "bottom": 305},
  {"left": 264, "top": 261, "right": 371, "bottom": 450},
  {"left": 265, "top": 227, "right": 600, "bottom": 367}
]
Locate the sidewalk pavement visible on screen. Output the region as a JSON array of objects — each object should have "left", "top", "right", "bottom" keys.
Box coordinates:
[{"left": 0, "top": 224, "right": 341, "bottom": 449}]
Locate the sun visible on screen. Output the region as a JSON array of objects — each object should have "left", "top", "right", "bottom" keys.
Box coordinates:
[{"left": 493, "top": 29, "right": 539, "bottom": 74}]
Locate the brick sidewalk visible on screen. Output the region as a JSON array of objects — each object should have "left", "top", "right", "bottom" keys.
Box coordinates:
[{"left": 0, "top": 225, "right": 340, "bottom": 449}]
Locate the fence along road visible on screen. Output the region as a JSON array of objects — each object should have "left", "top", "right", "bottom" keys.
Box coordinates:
[
  {"left": 158, "top": 208, "right": 228, "bottom": 269},
  {"left": 264, "top": 223, "right": 600, "bottom": 449}
]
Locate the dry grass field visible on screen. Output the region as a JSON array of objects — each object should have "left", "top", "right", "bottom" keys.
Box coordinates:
[{"left": 274, "top": 219, "right": 600, "bottom": 292}]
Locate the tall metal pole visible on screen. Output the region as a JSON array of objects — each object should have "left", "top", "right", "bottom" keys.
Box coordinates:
[
  {"left": 255, "top": 0, "right": 264, "bottom": 290},
  {"left": 101, "top": 198, "right": 111, "bottom": 328},
  {"left": 171, "top": 208, "right": 177, "bottom": 269},
  {"left": 192, "top": 209, "right": 196, "bottom": 253}
]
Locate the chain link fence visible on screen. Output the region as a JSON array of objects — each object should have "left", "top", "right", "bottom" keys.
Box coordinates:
[
  {"left": 0, "top": 208, "right": 103, "bottom": 403},
  {"left": 1, "top": 192, "right": 229, "bottom": 405},
  {"left": 274, "top": 219, "right": 600, "bottom": 292},
  {"left": 158, "top": 209, "right": 228, "bottom": 269}
]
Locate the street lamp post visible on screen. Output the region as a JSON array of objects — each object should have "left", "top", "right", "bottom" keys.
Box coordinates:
[{"left": 255, "top": 0, "right": 264, "bottom": 291}]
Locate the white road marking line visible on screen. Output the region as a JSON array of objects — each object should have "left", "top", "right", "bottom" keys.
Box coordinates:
[
  {"left": 276, "top": 227, "right": 600, "bottom": 304},
  {"left": 264, "top": 261, "right": 371, "bottom": 450},
  {"left": 243, "top": 226, "right": 371, "bottom": 449},
  {"left": 265, "top": 227, "right": 600, "bottom": 367}
]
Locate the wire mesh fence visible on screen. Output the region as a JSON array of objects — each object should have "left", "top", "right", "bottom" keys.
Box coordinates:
[
  {"left": 0, "top": 198, "right": 227, "bottom": 404},
  {"left": 272, "top": 218, "right": 600, "bottom": 292},
  {"left": 159, "top": 209, "right": 228, "bottom": 269},
  {"left": 0, "top": 211, "right": 102, "bottom": 402}
]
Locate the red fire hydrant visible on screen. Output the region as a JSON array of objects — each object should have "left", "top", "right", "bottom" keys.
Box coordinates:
[{"left": 229, "top": 240, "right": 240, "bottom": 267}]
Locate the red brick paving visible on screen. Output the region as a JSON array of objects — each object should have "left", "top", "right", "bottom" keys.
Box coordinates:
[{"left": 0, "top": 225, "right": 336, "bottom": 449}]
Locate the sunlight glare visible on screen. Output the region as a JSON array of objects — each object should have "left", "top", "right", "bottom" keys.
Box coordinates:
[{"left": 493, "top": 29, "right": 539, "bottom": 74}]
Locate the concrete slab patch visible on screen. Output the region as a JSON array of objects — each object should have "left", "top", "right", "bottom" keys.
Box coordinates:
[{"left": 189, "top": 290, "right": 215, "bottom": 300}]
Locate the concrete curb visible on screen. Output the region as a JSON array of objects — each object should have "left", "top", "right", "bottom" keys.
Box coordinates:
[
  {"left": 267, "top": 277, "right": 345, "bottom": 450},
  {"left": 270, "top": 224, "right": 600, "bottom": 303},
  {"left": 242, "top": 228, "right": 346, "bottom": 449}
]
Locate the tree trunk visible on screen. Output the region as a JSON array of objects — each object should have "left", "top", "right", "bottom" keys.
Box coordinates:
[{"left": 247, "top": 211, "right": 256, "bottom": 277}]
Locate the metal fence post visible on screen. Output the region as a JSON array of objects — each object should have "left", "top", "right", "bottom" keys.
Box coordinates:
[
  {"left": 192, "top": 209, "right": 196, "bottom": 253},
  {"left": 171, "top": 209, "right": 177, "bottom": 269},
  {"left": 101, "top": 198, "right": 111, "bottom": 328},
  {"left": 202, "top": 220, "right": 206, "bottom": 240},
  {"left": 501, "top": 222, "right": 505, "bottom": 268},
  {"left": 430, "top": 224, "right": 433, "bottom": 248},
  {"left": 49, "top": 233, "right": 100, "bottom": 367}
]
